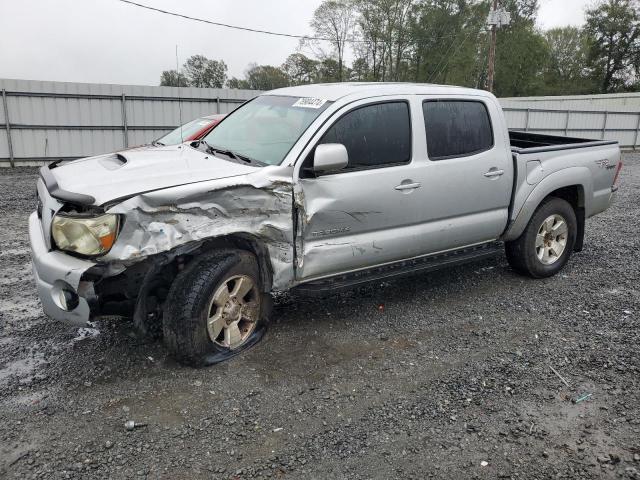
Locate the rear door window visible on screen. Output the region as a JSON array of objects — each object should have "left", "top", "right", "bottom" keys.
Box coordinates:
[
  {"left": 320, "top": 101, "right": 412, "bottom": 170},
  {"left": 422, "top": 100, "right": 494, "bottom": 160}
]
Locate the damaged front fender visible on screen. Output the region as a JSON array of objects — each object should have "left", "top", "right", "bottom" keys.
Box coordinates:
[{"left": 101, "top": 168, "right": 296, "bottom": 291}]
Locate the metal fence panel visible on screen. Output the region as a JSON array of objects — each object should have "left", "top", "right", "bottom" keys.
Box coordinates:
[
  {"left": 0, "top": 78, "right": 259, "bottom": 166},
  {"left": 3, "top": 82, "right": 640, "bottom": 166},
  {"left": 500, "top": 92, "right": 640, "bottom": 148},
  {"left": 500, "top": 92, "right": 640, "bottom": 112}
]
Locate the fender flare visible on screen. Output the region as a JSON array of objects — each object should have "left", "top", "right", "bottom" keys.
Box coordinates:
[{"left": 503, "top": 167, "right": 592, "bottom": 242}]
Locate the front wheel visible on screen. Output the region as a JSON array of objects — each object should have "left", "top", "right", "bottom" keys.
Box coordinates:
[
  {"left": 505, "top": 197, "right": 577, "bottom": 278},
  {"left": 162, "top": 250, "right": 270, "bottom": 366}
]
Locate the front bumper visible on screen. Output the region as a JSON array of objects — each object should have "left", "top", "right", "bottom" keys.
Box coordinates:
[{"left": 29, "top": 211, "right": 96, "bottom": 326}]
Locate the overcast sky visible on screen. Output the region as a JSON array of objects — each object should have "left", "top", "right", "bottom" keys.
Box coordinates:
[{"left": 1, "top": 0, "right": 591, "bottom": 86}]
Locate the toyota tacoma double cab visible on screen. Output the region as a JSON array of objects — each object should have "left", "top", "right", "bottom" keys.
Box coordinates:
[{"left": 29, "top": 83, "right": 622, "bottom": 365}]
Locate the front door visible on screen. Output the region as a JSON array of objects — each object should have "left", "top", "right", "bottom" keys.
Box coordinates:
[{"left": 296, "top": 98, "right": 425, "bottom": 281}]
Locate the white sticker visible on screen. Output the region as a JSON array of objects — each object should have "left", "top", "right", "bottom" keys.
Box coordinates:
[{"left": 292, "top": 97, "right": 327, "bottom": 109}]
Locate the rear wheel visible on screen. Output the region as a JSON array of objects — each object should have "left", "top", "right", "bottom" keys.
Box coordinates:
[
  {"left": 162, "top": 250, "right": 270, "bottom": 366},
  {"left": 505, "top": 197, "right": 577, "bottom": 278}
]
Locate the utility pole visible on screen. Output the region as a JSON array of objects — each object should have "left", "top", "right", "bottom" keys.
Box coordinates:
[
  {"left": 486, "top": 0, "right": 510, "bottom": 93},
  {"left": 486, "top": 0, "right": 498, "bottom": 93}
]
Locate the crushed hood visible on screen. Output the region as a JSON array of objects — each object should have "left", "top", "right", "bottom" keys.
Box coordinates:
[{"left": 49, "top": 144, "right": 259, "bottom": 206}]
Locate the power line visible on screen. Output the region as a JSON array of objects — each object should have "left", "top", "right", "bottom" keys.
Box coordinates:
[
  {"left": 427, "top": 22, "right": 486, "bottom": 83},
  {"left": 427, "top": 27, "right": 470, "bottom": 83},
  {"left": 117, "top": 0, "right": 475, "bottom": 49},
  {"left": 117, "top": 0, "right": 332, "bottom": 42}
]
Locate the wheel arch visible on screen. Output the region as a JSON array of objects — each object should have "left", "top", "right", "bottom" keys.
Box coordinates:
[
  {"left": 504, "top": 167, "right": 592, "bottom": 244},
  {"left": 106, "top": 234, "right": 275, "bottom": 337},
  {"left": 165, "top": 234, "right": 276, "bottom": 293}
]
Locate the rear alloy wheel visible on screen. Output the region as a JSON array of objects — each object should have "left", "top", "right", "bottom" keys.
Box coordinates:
[
  {"left": 162, "top": 250, "right": 270, "bottom": 366},
  {"left": 506, "top": 197, "right": 577, "bottom": 278},
  {"left": 535, "top": 214, "right": 569, "bottom": 265}
]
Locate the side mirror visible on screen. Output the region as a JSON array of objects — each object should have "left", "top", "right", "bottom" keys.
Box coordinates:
[{"left": 313, "top": 143, "right": 348, "bottom": 174}]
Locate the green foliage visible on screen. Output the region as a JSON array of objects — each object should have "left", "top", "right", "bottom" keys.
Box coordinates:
[
  {"left": 159, "top": 0, "right": 640, "bottom": 96},
  {"left": 159, "top": 70, "right": 189, "bottom": 87},
  {"left": 282, "top": 54, "right": 320, "bottom": 84},
  {"left": 411, "top": 0, "right": 487, "bottom": 86},
  {"left": 244, "top": 64, "right": 291, "bottom": 90},
  {"left": 158, "top": 55, "right": 227, "bottom": 88},
  {"left": 584, "top": 0, "right": 640, "bottom": 93},
  {"left": 309, "top": 0, "right": 357, "bottom": 81},
  {"left": 494, "top": 25, "right": 550, "bottom": 96},
  {"left": 183, "top": 55, "right": 228, "bottom": 88},
  {"left": 541, "top": 27, "right": 594, "bottom": 95},
  {"left": 226, "top": 77, "right": 251, "bottom": 89}
]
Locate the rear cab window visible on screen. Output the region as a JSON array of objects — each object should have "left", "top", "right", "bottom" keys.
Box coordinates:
[{"left": 422, "top": 100, "right": 494, "bottom": 160}]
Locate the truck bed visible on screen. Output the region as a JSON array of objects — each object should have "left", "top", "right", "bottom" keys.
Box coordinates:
[
  {"left": 509, "top": 130, "right": 618, "bottom": 153},
  {"left": 507, "top": 129, "right": 621, "bottom": 241}
]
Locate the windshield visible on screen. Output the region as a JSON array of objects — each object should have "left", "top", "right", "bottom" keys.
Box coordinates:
[
  {"left": 202, "top": 95, "right": 333, "bottom": 165},
  {"left": 157, "top": 118, "right": 215, "bottom": 145}
]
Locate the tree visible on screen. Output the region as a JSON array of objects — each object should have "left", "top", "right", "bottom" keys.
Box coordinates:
[
  {"left": 584, "top": 0, "right": 640, "bottom": 93},
  {"left": 160, "top": 70, "right": 189, "bottom": 87},
  {"left": 309, "top": 0, "right": 357, "bottom": 82},
  {"left": 354, "top": 0, "right": 417, "bottom": 82},
  {"left": 500, "top": 0, "right": 539, "bottom": 23},
  {"left": 409, "top": 0, "right": 485, "bottom": 85},
  {"left": 350, "top": 57, "right": 369, "bottom": 80},
  {"left": 282, "top": 53, "right": 319, "bottom": 84},
  {"left": 494, "top": 24, "right": 550, "bottom": 96},
  {"left": 183, "top": 55, "right": 228, "bottom": 88},
  {"left": 542, "top": 27, "right": 593, "bottom": 95},
  {"left": 227, "top": 77, "right": 251, "bottom": 89},
  {"left": 244, "top": 64, "right": 290, "bottom": 90},
  {"left": 317, "top": 58, "right": 343, "bottom": 82}
]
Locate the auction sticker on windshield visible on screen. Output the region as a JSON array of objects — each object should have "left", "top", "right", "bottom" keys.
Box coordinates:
[{"left": 292, "top": 97, "right": 328, "bottom": 109}]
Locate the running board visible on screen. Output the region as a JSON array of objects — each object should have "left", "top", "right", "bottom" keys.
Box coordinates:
[{"left": 293, "top": 242, "right": 503, "bottom": 297}]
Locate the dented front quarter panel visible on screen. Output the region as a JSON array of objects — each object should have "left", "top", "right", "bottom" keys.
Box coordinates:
[{"left": 101, "top": 166, "right": 296, "bottom": 291}]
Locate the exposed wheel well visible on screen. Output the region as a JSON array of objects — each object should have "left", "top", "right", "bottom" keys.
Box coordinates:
[
  {"left": 547, "top": 185, "right": 584, "bottom": 210},
  {"left": 95, "top": 235, "right": 274, "bottom": 336}
]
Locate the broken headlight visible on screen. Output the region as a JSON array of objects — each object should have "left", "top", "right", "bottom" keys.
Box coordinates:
[{"left": 51, "top": 213, "right": 120, "bottom": 256}]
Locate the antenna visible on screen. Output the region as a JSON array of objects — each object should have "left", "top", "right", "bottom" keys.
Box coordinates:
[{"left": 175, "top": 45, "right": 184, "bottom": 143}]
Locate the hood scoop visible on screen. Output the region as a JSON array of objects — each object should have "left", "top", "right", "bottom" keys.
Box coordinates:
[{"left": 98, "top": 153, "right": 128, "bottom": 170}]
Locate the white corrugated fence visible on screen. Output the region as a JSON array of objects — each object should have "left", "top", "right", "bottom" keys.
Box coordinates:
[
  {"left": 2, "top": 79, "right": 639, "bottom": 166},
  {"left": 500, "top": 93, "right": 640, "bottom": 148},
  {"left": 0, "top": 78, "right": 259, "bottom": 166}
]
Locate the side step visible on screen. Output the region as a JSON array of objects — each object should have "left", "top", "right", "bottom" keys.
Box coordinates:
[{"left": 293, "top": 242, "right": 503, "bottom": 297}]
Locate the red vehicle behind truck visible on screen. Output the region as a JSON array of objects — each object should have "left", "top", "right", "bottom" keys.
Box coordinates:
[{"left": 153, "top": 113, "right": 226, "bottom": 146}]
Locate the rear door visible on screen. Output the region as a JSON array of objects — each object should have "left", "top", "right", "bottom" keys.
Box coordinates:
[
  {"left": 295, "top": 98, "right": 424, "bottom": 281},
  {"left": 408, "top": 96, "right": 513, "bottom": 253}
]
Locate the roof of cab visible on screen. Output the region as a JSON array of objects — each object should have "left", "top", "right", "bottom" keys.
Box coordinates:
[{"left": 264, "top": 82, "right": 493, "bottom": 102}]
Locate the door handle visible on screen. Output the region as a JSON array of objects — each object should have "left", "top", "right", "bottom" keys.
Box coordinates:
[
  {"left": 394, "top": 182, "right": 422, "bottom": 191},
  {"left": 484, "top": 169, "right": 505, "bottom": 178}
]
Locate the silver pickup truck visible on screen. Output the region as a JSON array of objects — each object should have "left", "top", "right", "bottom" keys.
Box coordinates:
[{"left": 29, "top": 83, "right": 622, "bottom": 365}]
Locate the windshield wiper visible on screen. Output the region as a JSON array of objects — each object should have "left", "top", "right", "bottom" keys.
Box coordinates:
[
  {"left": 199, "top": 141, "right": 264, "bottom": 166},
  {"left": 152, "top": 140, "right": 165, "bottom": 146}
]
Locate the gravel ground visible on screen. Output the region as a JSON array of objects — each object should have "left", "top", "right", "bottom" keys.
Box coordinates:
[{"left": 0, "top": 155, "right": 639, "bottom": 480}]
